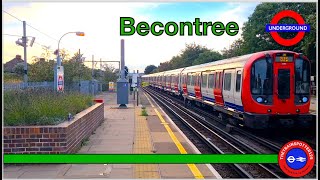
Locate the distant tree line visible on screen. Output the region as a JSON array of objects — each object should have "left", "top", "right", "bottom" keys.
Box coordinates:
[
  {"left": 4, "top": 46, "right": 119, "bottom": 84},
  {"left": 144, "top": 3, "right": 316, "bottom": 75}
]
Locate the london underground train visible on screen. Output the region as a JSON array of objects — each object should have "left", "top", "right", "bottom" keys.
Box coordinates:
[{"left": 142, "top": 50, "right": 313, "bottom": 129}]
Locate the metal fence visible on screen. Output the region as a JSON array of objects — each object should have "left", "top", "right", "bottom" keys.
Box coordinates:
[{"left": 3, "top": 80, "right": 103, "bottom": 95}]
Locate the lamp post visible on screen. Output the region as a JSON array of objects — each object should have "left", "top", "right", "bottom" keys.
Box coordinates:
[
  {"left": 55, "top": 31, "right": 85, "bottom": 92},
  {"left": 57, "top": 31, "right": 85, "bottom": 66}
]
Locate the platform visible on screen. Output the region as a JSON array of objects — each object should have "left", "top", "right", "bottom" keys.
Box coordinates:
[
  {"left": 3, "top": 91, "right": 220, "bottom": 179},
  {"left": 310, "top": 96, "right": 317, "bottom": 115}
]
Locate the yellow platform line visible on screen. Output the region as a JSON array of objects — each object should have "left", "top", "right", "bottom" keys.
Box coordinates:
[{"left": 154, "top": 108, "right": 204, "bottom": 179}]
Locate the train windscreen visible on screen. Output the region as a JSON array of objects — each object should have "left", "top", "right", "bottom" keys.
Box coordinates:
[
  {"left": 250, "top": 58, "right": 273, "bottom": 95},
  {"left": 295, "top": 58, "right": 310, "bottom": 95}
]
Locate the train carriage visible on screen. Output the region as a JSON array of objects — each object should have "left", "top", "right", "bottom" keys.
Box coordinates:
[
  {"left": 163, "top": 68, "right": 185, "bottom": 95},
  {"left": 142, "top": 50, "right": 313, "bottom": 129}
]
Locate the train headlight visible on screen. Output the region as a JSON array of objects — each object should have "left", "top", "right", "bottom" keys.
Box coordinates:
[
  {"left": 256, "top": 97, "right": 263, "bottom": 103},
  {"left": 302, "top": 97, "right": 308, "bottom": 103}
]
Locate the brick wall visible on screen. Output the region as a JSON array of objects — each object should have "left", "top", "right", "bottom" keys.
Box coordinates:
[{"left": 3, "top": 103, "right": 104, "bottom": 154}]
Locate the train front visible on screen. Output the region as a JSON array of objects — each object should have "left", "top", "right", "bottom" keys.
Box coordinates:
[{"left": 242, "top": 50, "right": 313, "bottom": 129}]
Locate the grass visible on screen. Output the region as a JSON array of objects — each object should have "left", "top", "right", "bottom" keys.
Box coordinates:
[
  {"left": 3, "top": 73, "right": 23, "bottom": 83},
  {"left": 81, "top": 137, "right": 90, "bottom": 146},
  {"left": 4, "top": 88, "right": 93, "bottom": 126},
  {"left": 141, "top": 106, "right": 148, "bottom": 116}
]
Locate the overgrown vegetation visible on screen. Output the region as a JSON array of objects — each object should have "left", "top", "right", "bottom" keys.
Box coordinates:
[
  {"left": 145, "top": 3, "right": 316, "bottom": 75},
  {"left": 4, "top": 47, "right": 119, "bottom": 85},
  {"left": 3, "top": 73, "right": 23, "bottom": 83},
  {"left": 81, "top": 137, "right": 90, "bottom": 146},
  {"left": 141, "top": 107, "right": 148, "bottom": 116},
  {"left": 4, "top": 89, "right": 93, "bottom": 126}
]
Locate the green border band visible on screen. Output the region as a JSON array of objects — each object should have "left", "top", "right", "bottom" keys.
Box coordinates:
[{"left": 4, "top": 154, "right": 278, "bottom": 164}]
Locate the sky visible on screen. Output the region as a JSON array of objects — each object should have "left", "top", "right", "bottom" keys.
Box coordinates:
[{"left": 2, "top": 2, "right": 259, "bottom": 73}]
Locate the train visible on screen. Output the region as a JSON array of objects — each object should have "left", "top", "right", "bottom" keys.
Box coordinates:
[{"left": 142, "top": 50, "right": 313, "bottom": 129}]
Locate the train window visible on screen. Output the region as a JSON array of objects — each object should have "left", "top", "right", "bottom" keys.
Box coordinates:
[
  {"left": 236, "top": 70, "right": 241, "bottom": 92},
  {"left": 251, "top": 58, "right": 273, "bottom": 95},
  {"left": 202, "top": 74, "right": 207, "bottom": 88},
  {"left": 278, "top": 69, "right": 290, "bottom": 99},
  {"left": 295, "top": 59, "right": 310, "bottom": 94},
  {"left": 188, "top": 74, "right": 192, "bottom": 85},
  {"left": 208, "top": 74, "right": 215, "bottom": 88},
  {"left": 224, "top": 73, "right": 231, "bottom": 91},
  {"left": 184, "top": 75, "right": 187, "bottom": 84},
  {"left": 192, "top": 75, "right": 197, "bottom": 86}
]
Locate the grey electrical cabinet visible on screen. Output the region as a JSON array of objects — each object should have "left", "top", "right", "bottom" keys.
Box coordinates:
[{"left": 117, "top": 79, "right": 129, "bottom": 105}]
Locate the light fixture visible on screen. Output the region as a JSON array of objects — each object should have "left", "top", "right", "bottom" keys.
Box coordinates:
[{"left": 257, "top": 97, "right": 263, "bottom": 103}]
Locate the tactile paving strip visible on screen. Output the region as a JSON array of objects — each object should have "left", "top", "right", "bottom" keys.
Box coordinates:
[{"left": 133, "top": 107, "right": 161, "bottom": 179}]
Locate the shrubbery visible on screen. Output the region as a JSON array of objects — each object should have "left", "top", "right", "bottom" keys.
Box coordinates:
[{"left": 4, "top": 89, "right": 93, "bottom": 126}]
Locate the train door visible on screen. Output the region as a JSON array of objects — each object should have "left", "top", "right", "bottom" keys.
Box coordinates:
[
  {"left": 187, "top": 73, "right": 196, "bottom": 98},
  {"left": 173, "top": 75, "right": 178, "bottom": 93},
  {"left": 195, "top": 73, "right": 202, "bottom": 99},
  {"left": 273, "top": 58, "right": 295, "bottom": 113},
  {"left": 159, "top": 75, "right": 161, "bottom": 88},
  {"left": 234, "top": 69, "right": 244, "bottom": 112},
  {"left": 202, "top": 71, "right": 215, "bottom": 104},
  {"left": 178, "top": 73, "right": 182, "bottom": 95},
  {"left": 201, "top": 72, "right": 209, "bottom": 100},
  {"left": 223, "top": 69, "right": 235, "bottom": 110},
  {"left": 214, "top": 71, "right": 224, "bottom": 106},
  {"left": 170, "top": 74, "right": 174, "bottom": 92},
  {"left": 182, "top": 74, "right": 188, "bottom": 95},
  {"left": 166, "top": 75, "right": 171, "bottom": 91}
]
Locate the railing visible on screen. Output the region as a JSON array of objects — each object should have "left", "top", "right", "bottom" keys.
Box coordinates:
[
  {"left": 3, "top": 81, "right": 103, "bottom": 95},
  {"left": 3, "top": 81, "right": 54, "bottom": 90}
]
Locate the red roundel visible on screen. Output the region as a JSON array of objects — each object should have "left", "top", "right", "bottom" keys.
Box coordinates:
[
  {"left": 270, "top": 10, "right": 306, "bottom": 46},
  {"left": 278, "top": 140, "right": 315, "bottom": 177}
]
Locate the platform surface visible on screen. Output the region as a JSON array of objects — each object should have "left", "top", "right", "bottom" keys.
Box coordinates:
[
  {"left": 3, "top": 91, "right": 220, "bottom": 179},
  {"left": 310, "top": 96, "right": 317, "bottom": 115}
]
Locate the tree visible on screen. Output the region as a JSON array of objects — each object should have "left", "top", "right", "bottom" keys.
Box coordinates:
[
  {"left": 13, "top": 63, "right": 25, "bottom": 75},
  {"left": 155, "top": 43, "right": 211, "bottom": 72},
  {"left": 178, "top": 43, "right": 210, "bottom": 68},
  {"left": 40, "top": 45, "right": 53, "bottom": 60},
  {"left": 29, "top": 59, "right": 54, "bottom": 82},
  {"left": 192, "top": 51, "right": 223, "bottom": 65},
  {"left": 144, "top": 65, "right": 157, "bottom": 74},
  {"left": 101, "top": 64, "right": 118, "bottom": 83},
  {"left": 62, "top": 52, "right": 91, "bottom": 84},
  {"left": 221, "top": 39, "right": 245, "bottom": 58},
  {"left": 150, "top": 68, "right": 158, "bottom": 74},
  {"left": 239, "top": 3, "right": 316, "bottom": 74},
  {"left": 157, "top": 61, "right": 172, "bottom": 72}
]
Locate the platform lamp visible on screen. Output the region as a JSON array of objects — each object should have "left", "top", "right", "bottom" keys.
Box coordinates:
[{"left": 54, "top": 31, "right": 85, "bottom": 92}]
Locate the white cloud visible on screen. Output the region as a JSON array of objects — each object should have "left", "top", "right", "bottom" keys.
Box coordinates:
[{"left": 2, "top": 2, "right": 257, "bottom": 73}]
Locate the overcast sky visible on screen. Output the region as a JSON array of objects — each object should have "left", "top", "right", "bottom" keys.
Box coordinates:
[{"left": 3, "top": 2, "right": 258, "bottom": 72}]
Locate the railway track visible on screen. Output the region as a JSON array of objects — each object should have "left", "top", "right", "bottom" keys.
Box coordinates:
[
  {"left": 150, "top": 87, "right": 316, "bottom": 154},
  {"left": 143, "top": 87, "right": 283, "bottom": 178}
]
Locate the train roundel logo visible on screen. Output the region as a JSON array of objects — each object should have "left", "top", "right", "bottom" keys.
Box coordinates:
[
  {"left": 278, "top": 140, "right": 315, "bottom": 177},
  {"left": 266, "top": 10, "right": 310, "bottom": 46}
]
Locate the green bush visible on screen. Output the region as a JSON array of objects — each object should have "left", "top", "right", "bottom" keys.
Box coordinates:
[
  {"left": 4, "top": 89, "right": 93, "bottom": 126},
  {"left": 141, "top": 108, "right": 148, "bottom": 116}
]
